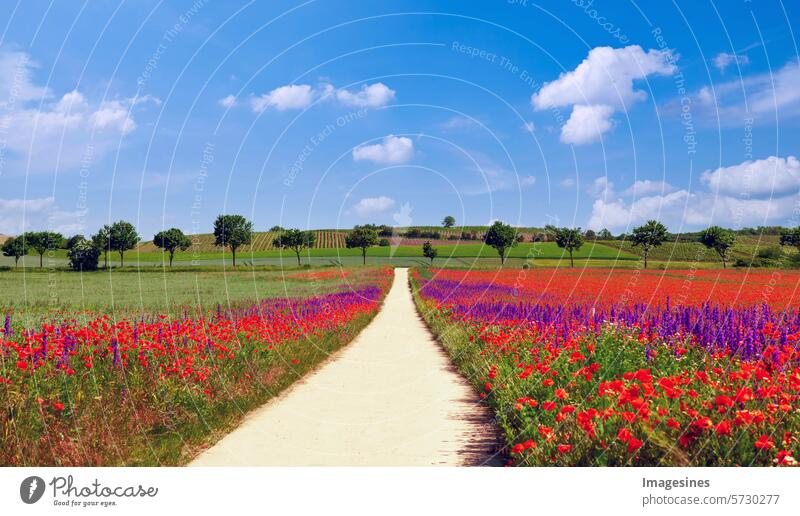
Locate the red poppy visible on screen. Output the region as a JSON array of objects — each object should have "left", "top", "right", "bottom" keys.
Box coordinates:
[{"left": 754, "top": 435, "right": 774, "bottom": 450}]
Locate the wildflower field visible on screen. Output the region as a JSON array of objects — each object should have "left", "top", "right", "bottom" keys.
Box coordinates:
[
  {"left": 0, "top": 267, "right": 392, "bottom": 466},
  {"left": 412, "top": 268, "right": 800, "bottom": 466}
]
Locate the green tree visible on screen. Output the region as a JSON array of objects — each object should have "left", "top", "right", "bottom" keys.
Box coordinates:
[
  {"left": 273, "top": 229, "right": 317, "bottom": 266},
  {"left": 345, "top": 226, "right": 378, "bottom": 264},
  {"left": 23, "top": 231, "right": 63, "bottom": 268},
  {"left": 631, "top": 220, "right": 668, "bottom": 269},
  {"left": 422, "top": 241, "right": 438, "bottom": 264},
  {"left": 779, "top": 227, "right": 800, "bottom": 254},
  {"left": 597, "top": 228, "right": 613, "bottom": 240},
  {"left": 2, "top": 237, "right": 28, "bottom": 267},
  {"left": 109, "top": 221, "right": 140, "bottom": 267},
  {"left": 269, "top": 225, "right": 285, "bottom": 232},
  {"left": 68, "top": 239, "right": 100, "bottom": 271},
  {"left": 65, "top": 234, "right": 85, "bottom": 249},
  {"left": 555, "top": 227, "right": 585, "bottom": 267},
  {"left": 92, "top": 225, "right": 111, "bottom": 268},
  {"left": 213, "top": 214, "right": 253, "bottom": 267},
  {"left": 484, "top": 221, "right": 518, "bottom": 265},
  {"left": 699, "top": 226, "right": 736, "bottom": 268},
  {"left": 153, "top": 228, "right": 192, "bottom": 267},
  {"left": 442, "top": 216, "right": 455, "bottom": 228}
]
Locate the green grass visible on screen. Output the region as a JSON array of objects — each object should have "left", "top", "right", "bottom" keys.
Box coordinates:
[{"left": 0, "top": 266, "right": 374, "bottom": 313}]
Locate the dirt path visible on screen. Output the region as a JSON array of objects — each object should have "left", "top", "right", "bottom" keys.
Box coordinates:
[{"left": 190, "top": 268, "right": 501, "bottom": 466}]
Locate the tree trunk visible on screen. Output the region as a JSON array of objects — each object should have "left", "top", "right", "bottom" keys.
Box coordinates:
[
  {"left": 570, "top": 250, "right": 574, "bottom": 268},
  {"left": 296, "top": 250, "right": 301, "bottom": 266},
  {"left": 643, "top": 251, "right": 648, "bottom": 269},
  {"left": 120, "top": 251, "right": 124, "bottom": 267},
  {"left": 15, "top": 256, "right": 20, "bottom": 267},
  {"left": 39, "top": 253, "right": 43, "bottom": 268},
  {"left": 169, "top": 251, "right": 174, "bottom": 267},
  {"left": 104, "top": 252, "right": 108, "bottom": 268},
  {"left": 362, "top": 248, "right": 366, "bottom": 264},
  {"left": 232, "top": 247, "right": 237, "bottom": 267}
]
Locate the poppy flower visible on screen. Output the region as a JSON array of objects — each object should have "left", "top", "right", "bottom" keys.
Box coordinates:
[
  {"left": 557, "top": 444, "right": 572, "bottom": 454},
  {"left": 754, "top": 435, "right": 774, "bottom": 450}
]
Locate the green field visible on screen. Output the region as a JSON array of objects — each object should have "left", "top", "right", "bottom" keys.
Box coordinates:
[{"left": 0, "top": 267, "right": 375, "bottom": 314}]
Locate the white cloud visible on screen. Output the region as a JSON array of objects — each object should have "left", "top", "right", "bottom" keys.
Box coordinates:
[
  {"left": 440, "top": 115, "right": 479, "bottom": 131},
  {"left": 560, "top": 178, "right": 575, "bottom": 188},
  {"left": 520, "top": 175, "right": 536, "bottom": 187},
  {"left": 713, "top": 52, "right": 749, "bottom": 73},
  {"left": 251, "top": 84, "right": 314, "bottom": 112},
  {"left": 218, "top": 94, "right": 236, "bottom": 108},
  {"left": 560, "top": 104, "right": 614, "bottom": 144},
  {"left": 589, "top": 176, "right": 615, "bottom": 199},
  {"left": 0, "top": 196, "right": 86, "bottom": 235},
  {"left": 701, "top": 155, "right": 800, "bottom": 197},
  {"left": 622, "top": 179, "right": 675, "bottom": 197},
  {"left": 532, "top": 45, "right": 674, "bottom": 145},
  {"left": 532, "top": 45, "right": 675, "bottom": 110},
  {"left": 587, "top": 156, "right": 800, "bottom": 231},
  {"left": 0, "top": 48, "right": 153, "bottom": 174},
  {"left": 352, "top": 196, "right": 396, "bottom": 216},
  {"left": 336, "top": 82, "right": 396, "bottom": 107},
  {"left": 690, "top": 62, "right": 800, "bottom": 124},
  {"left": 352, "top": 135, "right": 414, "bottom": 164}
]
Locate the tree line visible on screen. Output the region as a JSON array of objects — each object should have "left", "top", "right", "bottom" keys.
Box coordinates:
[{"left": 6, "top": 214, "right": 800, "bottom": 270}]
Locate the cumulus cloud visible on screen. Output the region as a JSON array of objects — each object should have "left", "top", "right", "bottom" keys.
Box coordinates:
[
  {"left": 0, "top": 48, "right": 154, "bottom": 174},
  {"left": 560, "top": 178, "right": 575, "bottom": 188},
  {"left": 218, "top": 94, "right": 236, "bottom": 108},
  {"left": 352, "top": 135, "right": 414, "bottom": 164},
  {"left": 336, "top": 82, "right": 395, "bottom": 107},
  {"left": 0, "top": 196, "right": 86, "bottom": 235},
  {"left": 713, "top": 52, "right": 749, "bottom": 73},
  {"left": 250, "top": 81, "right": 395, "bottom": 113},
  {"left": 587, "top": 156, "right": 800, "bottom": 231},
  {"left": 701, "top": 155, "right": 800, "bottom": 197},
  {"left": 532, "top": 45, "right": 675, "bottom": 145},
  {"left": 560, "top": 104, "right": 614, "bottom": 144},
  {"left": 251, "top": 84, "right": 315, "bottom": 112},
  {"left": 352, "top": 196, "right": 396, "bottom": 216}
]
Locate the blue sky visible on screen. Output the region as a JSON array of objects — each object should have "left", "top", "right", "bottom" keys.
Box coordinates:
[{"left": 0, "top": 0, "right": 798, "bottom": 238}]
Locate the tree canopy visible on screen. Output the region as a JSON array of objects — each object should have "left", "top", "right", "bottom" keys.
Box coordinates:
[
  {"left": 109, "top": 221, "right": 140, "bottom": 267},
  {"left": 2, "top": 237, "right": 28, "bottom": 266},
  {"left": 21, "top": 231, "right": 63, "bottom": 268},
  {"left": 555, "top": 227, "right": 584, "bottom": 267},
  {"left": 631, "top": 220, "right": 668, "bottom": 269},
  {"left": 484, "top": 221, "right": 518, "bottom": 264},
  {"left": 422, "top": 241, "right": 438, "bottom": 264},
  {"left": 345, "top": 226, "right": 378, "bottom": 264},
  {"left": 213, "top": 214, "right": 253, "bottom": 267},
  {"left": 699, "top": 226, "right": 736, "bottom": 268},
  {"left": 153, "top": 228, "right": 192, "bottom": 266},
  {"left": 442, "top": 216, "right": 455, "bottom": 228},
  {"left": 274, "top": 229, "right": 317, "bottom": 266}
]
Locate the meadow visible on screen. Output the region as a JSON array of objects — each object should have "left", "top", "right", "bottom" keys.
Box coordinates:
[{"left": 0, "top": 266, "right": 393, "bottom": 466}]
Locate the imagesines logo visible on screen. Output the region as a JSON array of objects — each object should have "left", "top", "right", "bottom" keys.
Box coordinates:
[{"left": 20, "top": 476, "right": 45, "bottom": 504}]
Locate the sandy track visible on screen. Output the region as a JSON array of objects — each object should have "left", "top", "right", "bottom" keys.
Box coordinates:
[{"left": 190, "top": 268, "right": 501, "bottom": 466}]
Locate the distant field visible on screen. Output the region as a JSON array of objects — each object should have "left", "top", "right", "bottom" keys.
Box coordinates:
[
  {"left": 601, "top": 235, "right": 789, "bottom": 263},
  {"left": 0, "top": 267, "right": 375, "bottom": 313}
]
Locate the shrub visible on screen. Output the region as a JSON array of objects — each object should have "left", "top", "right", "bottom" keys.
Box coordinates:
[
  {"left": 68, "top": 240, "right": 100, "bottom": 271},
  {"left": 378, "top": 238, "right": 390, "bottom": 247}
]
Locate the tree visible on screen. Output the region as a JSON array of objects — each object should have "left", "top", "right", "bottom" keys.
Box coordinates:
[
  {"left": 2, "top": 237, "right": 28, "bottom": 267},
  {"left": 345, "top": 225, "right": 378, "bottom": 264},
  {"left": 92, "top": 225, "right": 111, "bottom": 268},
  {"left": 273, "top": 229, "right": 317, "bottom": 266},
  {"left": 269, "top": 225, "right": 285, "bottom": 232},
  {"left": 23, "top": 231, "right": 63, "bottom": 268},
  {"left": 484, "top": 221, "right": 518, "bottom": 265},
  {"left": 442, "top": 216, "right": 455, "bottom": 228},
  {"left": 68, "top": 239, "right": 100, "bottom": 271},
  {"left": 422, "top": 241, "right": 438, "bottom": 264},
  {"left": 555, "top": 227, "right": 584, "bottom": 267},
  {"left": 213, "top": 214, "right": 253, "bottom": 267},
  {"left": 699, "top": 226, "right": 736, "bottom": 268},
  {"left": 631, "top": 220, "right": 668, "bottom": 269},
  {"left": 779, "top": 227, "right": 800, "bottom": 253},
  {"left": 153, "top": 228, "right": 192, "bottom": 267},
  {"left": 597, "top": 228, "right": 613, "bottom": 240},
  {"left": 109, "top": 221, "right": 140, "bottom": 267},
  {"left": 584, "top": 229, "right": 596, "bottom": 241},
  {"left": 65, "top": 234, "right": 85, "bottom": 249}
]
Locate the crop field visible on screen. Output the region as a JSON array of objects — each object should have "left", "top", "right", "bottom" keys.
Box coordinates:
[
  {"left": 600, "top": 235, "right": 791, "bottom": 265},
  {"left": 412, "top": 268, "right": 800, "bottom": 466},
  {"left": 0, "top": 266, "right": 393, "bottom": 465}
]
